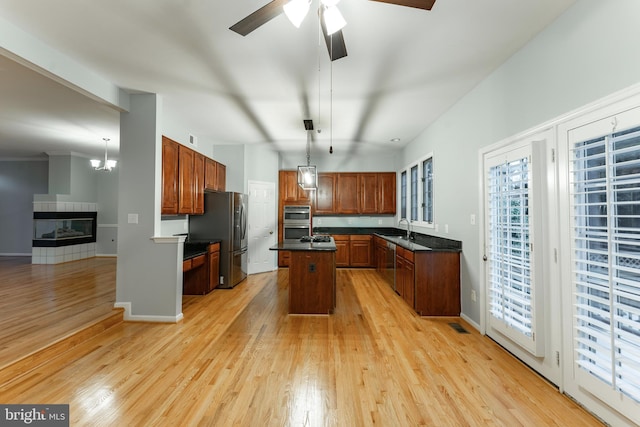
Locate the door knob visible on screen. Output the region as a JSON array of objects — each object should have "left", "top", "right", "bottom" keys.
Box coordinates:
[{"left": 269, "top": 231, "right": 274, "bottom": 234}]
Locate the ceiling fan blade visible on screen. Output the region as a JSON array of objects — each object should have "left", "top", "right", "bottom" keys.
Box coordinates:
[
  {"left": 369, "top": 0, "right": 436, "bottom": 10},
  {"left": 319, "top": 9, "right": 348, "bottom": 61},
  {"left": 230, "top": 0, "right": 289, "bottom": 36}
]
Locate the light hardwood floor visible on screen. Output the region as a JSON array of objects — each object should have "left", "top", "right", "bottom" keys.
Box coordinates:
[
  {"left": 0, "top": 256, "right": 117, "bottom": 370},
  {"left": 0, "top": 259, "right": 602, "bottom": 426}
]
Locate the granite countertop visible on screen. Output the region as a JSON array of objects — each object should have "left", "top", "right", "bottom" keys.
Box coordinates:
[
  {"left": 183, "top": 239, "right": 222, "bottom": 260},
  {"left": 312, "top": 227, "right": 462, "bottom": 253},
  {"left": 270, "top": 238, "right": 337, "bottom": 252}
]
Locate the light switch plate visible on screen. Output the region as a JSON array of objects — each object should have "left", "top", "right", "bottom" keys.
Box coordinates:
[{"left": 127, "top": 213, "right": 139, "bottom": 224}]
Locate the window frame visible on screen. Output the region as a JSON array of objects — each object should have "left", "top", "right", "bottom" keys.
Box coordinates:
[{"left": 399, "top": 153, "right": 435, "bottom": 228}]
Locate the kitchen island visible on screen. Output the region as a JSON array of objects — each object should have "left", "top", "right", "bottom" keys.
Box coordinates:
[{"left": 270, "top": 237, "right": 337, "bottom": 314}]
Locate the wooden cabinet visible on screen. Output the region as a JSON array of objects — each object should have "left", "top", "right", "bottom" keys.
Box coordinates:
[
  {"left": 161, "top": 137, "right": 179, "bottom": 215},
  {"left": 359, "top": 173, "right": 379, "bottom": 214},
  {"left": 414, "top": 251, "right": 461, "bottom": 316},
  {"left": 216, "top": 163, "right": 226, "bottom": 192},
  {"left": 183, "top": 254, "right": 207, "bottom": 295},
  {"left": 205, "top": 158, "right": 226, "bottom": 192},
  {"left": 373, "top": 235, "right": 387, "bottom": 274},
  {"left": 280, "top": 170, "right": 311, "bottom": 204},
  {"left": 288, "top": 250, "right": 336, "bottom": 314},
  {"left": 333, "top": 235, "right": 350, "bottom": 267},
  {"left": 396, "top": 247, "right": 415, "bottom": 309},
  {"left": 378, "top": 172, "right": 396, "bottom": 215},
  {"left": 350, "top": 235, "right": 373, "bottom": 267},
  {"left": 336, "top": 173, "right": 359, "bottom": 214},
  {"left": 194, "top": 152, "right": 205, "bottom": 215},
  {"left": 208, "top": 243, "right": 220, "bottom": 292},
  {"left": 315, "top": 173, "right": 336, "bottom": 214},
  {"left": 178, "top": 145, "right": 195, "bottom": 214},
  {"left": 162, "top": 136, "right": 226, "bottom": 215}
]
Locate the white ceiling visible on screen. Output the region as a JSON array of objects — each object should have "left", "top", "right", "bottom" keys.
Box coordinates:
[{"left": 0, "top": 0, "right": 575, "bottom": 160}]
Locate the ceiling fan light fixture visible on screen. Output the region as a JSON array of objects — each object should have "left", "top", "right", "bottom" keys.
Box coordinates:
[
  {"left": 283, "top": 0, "right": 311, "bottom": 28},
  {"left": 323, "top": 5, "right": 346, "bottom": 36}
]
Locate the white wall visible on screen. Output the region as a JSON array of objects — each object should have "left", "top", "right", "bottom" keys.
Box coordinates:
[{"left": 403, "top": 0, "right": 640, "bottom": 326}]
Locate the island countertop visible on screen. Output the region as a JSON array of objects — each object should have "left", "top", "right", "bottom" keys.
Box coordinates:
[{"left": 270, "top": 238, "right": 337, "bottom": 252}]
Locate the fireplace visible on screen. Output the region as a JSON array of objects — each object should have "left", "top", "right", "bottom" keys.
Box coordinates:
[{"left": 33, "top": 212, "right": 97, "bottom": 247}]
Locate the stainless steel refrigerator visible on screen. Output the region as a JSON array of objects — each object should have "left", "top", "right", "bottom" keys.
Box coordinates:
[{"left": 189, "top": 191, "right": 248, "bottom": 288}]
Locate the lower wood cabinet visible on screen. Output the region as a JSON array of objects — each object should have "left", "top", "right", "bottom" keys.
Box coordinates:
[
  {"left": 183, "top": 243, "right": 220, "bottom": 295},
  {"left": 333, "top": 235, "right": 350, "bottom": 267},
  {"left": 393, "top": 244, "right": 461, "bottom": 316},
  {"left": 414, "top": 251, "right": 460, "bottom": 316},
  {"left": 350, "top": 235, "right": 373, "bottom": 267},
  {"left": 208, "top": 243, "right": 220, "bottom": 292}
]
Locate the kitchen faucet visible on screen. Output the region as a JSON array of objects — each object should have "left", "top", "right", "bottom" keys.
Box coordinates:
[{"left": 398, "top": 218, "right": 411, "bottom": 240}]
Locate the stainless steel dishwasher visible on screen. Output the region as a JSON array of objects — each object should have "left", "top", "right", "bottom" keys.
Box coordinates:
[{"left": 384, "top": 241, "right": 396, "bottom": 291}]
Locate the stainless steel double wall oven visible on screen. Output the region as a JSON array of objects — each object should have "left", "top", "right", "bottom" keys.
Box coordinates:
[{"left": 283, "top": 205, "right": 311, "bottom": 241}]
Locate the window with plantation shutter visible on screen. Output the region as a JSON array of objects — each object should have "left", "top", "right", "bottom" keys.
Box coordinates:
[
  {"left": 570, "top": 123, "right": 640, "bottom": 406},
  {"left": 484, "top": 143, "right": 544, "bottom": 356}
]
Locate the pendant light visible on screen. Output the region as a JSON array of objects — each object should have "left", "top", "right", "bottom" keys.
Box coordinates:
[
  {"left": 297, "top": 120, "right": 318, "bottom": 190},
  {"left": 90, "top": 138, "right": 117, "bottom": 171}
]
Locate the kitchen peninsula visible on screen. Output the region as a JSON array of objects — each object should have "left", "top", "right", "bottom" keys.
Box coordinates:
[{"left": 270, "top": 236, "right": 337, "bottom": 314}]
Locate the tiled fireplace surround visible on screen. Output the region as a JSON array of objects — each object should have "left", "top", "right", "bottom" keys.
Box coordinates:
[{"left": 32, "top": 201, "right": 97, "bottom": 264}]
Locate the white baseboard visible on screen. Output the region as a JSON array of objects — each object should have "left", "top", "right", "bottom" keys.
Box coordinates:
[
  {"left": 460, "top": 313, "right": 481, "bottom": 332},
  {"left": 114, "top": 302, "right": 184, "bottom": 323}
]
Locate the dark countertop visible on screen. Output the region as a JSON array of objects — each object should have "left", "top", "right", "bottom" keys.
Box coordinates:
[
  {"left": 312, "top": 227, "right": 462, "bottom": 253},
  {"left": 270, "top": 238, "right": 337, "bottom": 252},
  {"left": 183, "top": 239, "right": 222, "bottom": 260}
]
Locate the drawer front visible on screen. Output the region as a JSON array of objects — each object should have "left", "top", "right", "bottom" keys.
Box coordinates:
[
  {"left": 183, "top": 259, "right": 192, "bottom": 272},
  {"left": 404, "top": 249, "right": 415, "bottom": 263},
  {"left": 192, "top": 254, "right": 206, "bottom": 268},
  {"left": 208, "top": 242, "right": 220, "bottom": 253}
]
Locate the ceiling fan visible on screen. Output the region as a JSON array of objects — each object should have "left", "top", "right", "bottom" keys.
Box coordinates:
[{"left": 229, "top": 0, "right": 437, "bottom": 62}]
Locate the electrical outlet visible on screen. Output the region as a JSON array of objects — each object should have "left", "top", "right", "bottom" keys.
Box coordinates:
[
  {"left": 445, "top": 224, "right": 449, "bottom": 234},
  {"left": 470, "top": 214, "right": 476, "bottom": 225},
  {"left": 378, "top": 219, "right": 382, "bottom": 225},
  {"left": 471, "top": 290, "right": 477, "bottom": 302}
]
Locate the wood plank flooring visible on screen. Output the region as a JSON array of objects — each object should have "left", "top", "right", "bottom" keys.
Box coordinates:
[
  {"left": 0, "top": 260, "right": 602, "bottom": 426},
  {"left": 0, "top": 256, "right": 117, "bottom": 370}
]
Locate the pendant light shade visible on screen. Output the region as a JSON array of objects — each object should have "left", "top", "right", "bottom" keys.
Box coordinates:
[
  {"left": 284, "top": 0, "right": 311, "bottom": 28},
  {"left": 323, "top": 5, "right": 346, "bottom": 35}
]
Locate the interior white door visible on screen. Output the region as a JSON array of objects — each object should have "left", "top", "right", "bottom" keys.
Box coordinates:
[{"left": 247, "top": 180, "right": 277, "bottom": 275}]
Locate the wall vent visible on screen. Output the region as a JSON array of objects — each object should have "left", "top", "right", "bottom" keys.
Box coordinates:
[{"left": 189, "top": 133, "right": 198, "bottom": 147}]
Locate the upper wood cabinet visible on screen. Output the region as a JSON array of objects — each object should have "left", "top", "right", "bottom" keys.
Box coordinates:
[
  {"left": 359, "top": 173, "right": 379, "bottom": 214},
  {"left": 216, "top": 163, "right": 226, "bottom": 192},
  {"left": 162, "top": 135, "right": 225, "bottom": 215},
  {"left": 178, "top": 145, "right": 195, "bottom": 215},
  {"left": 378, "top": 173, "right": 396, "bottom": 215},
  {"left": 280, "top": 170, "right": 311, "bottom": 204},
  {"left": 205, "top": 158, "right": 226, "bottom": 192},
  {"left": 194, "top": 152, "right": 205, "bottom": 215},
  {"left": 336, "top": 173, "right": 359, "bottom": 214},
  {"left": 161, "top": 137, "right": 179, "bottom": 215},
  {"left": 315, "top": 173, "right": 336, "bottom": 214}
]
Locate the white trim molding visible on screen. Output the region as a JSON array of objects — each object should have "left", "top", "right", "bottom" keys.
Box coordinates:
[{"left": 114, "top": 302, "right": 184, "bottom": 324}]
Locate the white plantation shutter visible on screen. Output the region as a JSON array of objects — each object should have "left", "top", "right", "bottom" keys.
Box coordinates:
[
  {"left": 485, "top": 143, "right": 544, "bottom": 356},
  {"left": 570, "top": 123, "right": 640, "bottom": 408}
]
